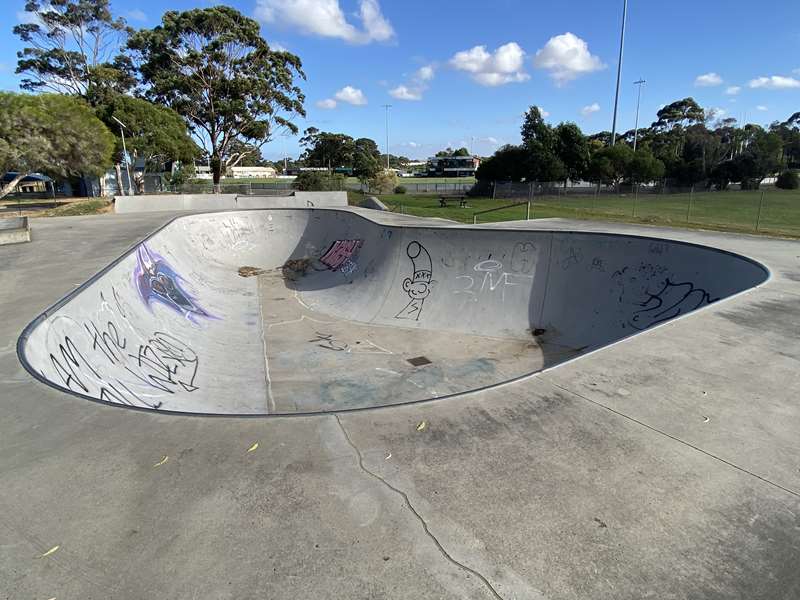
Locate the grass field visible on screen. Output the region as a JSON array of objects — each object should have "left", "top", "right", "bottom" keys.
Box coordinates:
[{"left": 350, "top": 188, "right": 800, "bottom": 237}]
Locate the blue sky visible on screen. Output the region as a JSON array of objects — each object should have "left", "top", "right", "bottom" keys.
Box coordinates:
[{"left": 3, "top": 0, "right": 799, "bottom": 160}]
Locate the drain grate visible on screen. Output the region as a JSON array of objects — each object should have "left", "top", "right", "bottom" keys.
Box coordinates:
[{"left": 407, "top": 356, "right": 432, "bottom": 367}]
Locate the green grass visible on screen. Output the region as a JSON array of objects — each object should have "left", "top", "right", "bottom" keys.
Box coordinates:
[{"left": 350, "top": 189, "right": 800, "bottom": 237}]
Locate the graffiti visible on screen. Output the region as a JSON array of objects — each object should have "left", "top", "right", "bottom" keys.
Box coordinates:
[
  {"left": 510, "top": 242, "right": 536, "bottom": 274},
  {"left": 309, "top": 331, "right": 348, "bottom": 352},
  {"left": 395, "top": 241, "right": 433, "bottom": 321},
  {"left": 134, "top": 244, "right": 214, "bottom": 323},
  {"left": 562, "top": 246, "right": 583, "bottom": 270},
  {"left": 319, "top": 239, "right": 363, "bottom": 271},
  {"left": 455, "top": 259, "right": 533, "bottom": 303},
  {"left": 589, "top": 257, "right": 606, "bottom": 272},
  {"left": 629, "top": 279, "right": 718, "bottom": 330},
  {"left": 339, "top": 259, "right": 358, "bottom": 276},
  {"left": 43, "top": 288, "right": 204, "bottom": 410}
]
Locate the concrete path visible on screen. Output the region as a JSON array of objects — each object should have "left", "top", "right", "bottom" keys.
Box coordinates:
[{"left": 1, "top": 210, "right": 799, "bottom": 599}]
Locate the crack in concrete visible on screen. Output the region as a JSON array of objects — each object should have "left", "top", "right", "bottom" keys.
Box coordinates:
[{"left": 334, "top": 414, "right": 504, "bottom": 600}]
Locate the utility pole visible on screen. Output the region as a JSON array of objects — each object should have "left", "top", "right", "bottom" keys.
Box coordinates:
[
  {"left": 112, "top": 116, "right": 134, "bottom": 195},
  {"left": 610, "top": 0, "right": 628, "bottom": 145},
  {"left": 382, "top": 104, "right": 392, "bottom": 169},
  {"left": 633, "top": 78, "right": 646, "bottom": 152}
]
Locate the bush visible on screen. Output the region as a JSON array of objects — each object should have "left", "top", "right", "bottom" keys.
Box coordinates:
[
  {"left": 292, "top": 171, "right": 345, "bottom": 191},
  {"left": 394, "top": 185, "right": 406, "bottom": 194},
  {"left": 776, "top": 170, "right": 799, "bottom": 190},
  {"left": 369, "top": 170, "right": 398, "bottom": 194}
]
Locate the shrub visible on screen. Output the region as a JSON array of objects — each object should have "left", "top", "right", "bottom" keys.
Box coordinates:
[
  {"left": 369, "top": 169, "right": 398, "bottom": 194},
  {"left": 292, "top": 171, "right": 345, "bottom": 191},
  {"left": 776, "top": 170, "right": 799, "bottom": 190},
  {"left": 394, "top": 185, "right": 406, "bottom": 194}
]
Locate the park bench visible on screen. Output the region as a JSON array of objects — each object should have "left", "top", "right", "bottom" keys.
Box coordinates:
[{"left": 439, "top": 194, "right": 468, "bottom": 208}]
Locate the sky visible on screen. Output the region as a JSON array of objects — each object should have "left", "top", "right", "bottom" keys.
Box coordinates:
[{"left": 2, "top": 0, "right": 799, "bottom": 161}]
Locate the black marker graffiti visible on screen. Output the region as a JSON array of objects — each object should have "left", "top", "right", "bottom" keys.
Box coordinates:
[
  {"left": 395, "top": 241, "right": 433, "bottom": 321},
  {"left": 309, "top": 331, "right": 348, "bottom": 352},
  {"left": 629, "top": 279, "right": 719, "bottom": 330}
]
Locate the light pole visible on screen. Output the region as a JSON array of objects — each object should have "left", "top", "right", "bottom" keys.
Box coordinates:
[
  {"left": 382, "top": 104, "right": 392, "bottom": 169},
  {"left": 610, "top": 0, "right": 628, "bottom": 146},
  {"left": 633, "top": 78, "right": 646, "bottom": 152},
  {"left": 112, "top": 116, "right": 134, "bottom": 195}
]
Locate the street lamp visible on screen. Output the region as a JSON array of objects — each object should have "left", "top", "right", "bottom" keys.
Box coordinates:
[
  {"left": 633, "top": 78, "right": 646, "bottom": 152},
  {"left": 610, "top": 0, "right": 628, "bottom": 145},
  {"left": 382, "top": 104, "right": 392, "bottom": 169},
  {"left": 111, "top": 116, "right": 134, "bottom": 195}
]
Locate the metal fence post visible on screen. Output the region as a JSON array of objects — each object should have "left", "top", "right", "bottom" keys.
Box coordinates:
[
  {"left": 492, "top": 181, "right": 496, "bottom": 200},
  {"left": 756, "top": 190, "right": 765, "bottom": 232},
  {"left": 526, "top": 200, "right": 531, "bottom": 220},
  {"left": 686, "top": 184, "right": 694, "bottom": 223},
  {"left": 632, "top": 183, "right": 638, "bottom": 217}
]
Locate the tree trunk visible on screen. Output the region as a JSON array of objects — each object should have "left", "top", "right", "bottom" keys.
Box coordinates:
[
  {"left": 114, "top": 163, "right": 124, "bottom": 195},
  {"left": 0, "top": 172, "right": 28, "bottom": 201},
  {"left": 211, "top": 154, "right": 222, "bottom": 193}
]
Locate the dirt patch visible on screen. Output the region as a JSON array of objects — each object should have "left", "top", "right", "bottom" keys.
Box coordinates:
[
  {"left": 281, "top": 257, "right": 312, "bottom": 281},
  {"left": 238, "top": 266, "right": 266, "bottom": 278}
]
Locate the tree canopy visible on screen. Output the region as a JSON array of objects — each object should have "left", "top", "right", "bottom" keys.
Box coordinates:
[
  {"left": 0, "top": 92, "right": 114, "bottom": 198},
  {"left": 128, "top": 6, "right": 306, "bottom": 185},
  {"left": 14, "top": 0, "right": 133, "bottom": 105},
  {"left": 96, "top": 95, "right": 199, "bottom": 193}
]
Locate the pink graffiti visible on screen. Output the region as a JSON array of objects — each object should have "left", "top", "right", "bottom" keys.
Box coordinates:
[{"left": 320, "top": 239, "right": 363, "bottom": 271}]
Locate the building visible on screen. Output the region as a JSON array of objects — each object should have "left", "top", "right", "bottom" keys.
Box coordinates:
[
  {"left": 194, "top": 165, "right": 277, "bottom": 179},
  {"left": 426, "top": 155, "right": 481, "bottom": 177}
]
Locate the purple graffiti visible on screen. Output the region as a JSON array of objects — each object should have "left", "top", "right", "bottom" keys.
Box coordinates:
[{"left": 133, "top": 244, "right": 215, "bottom": 323}]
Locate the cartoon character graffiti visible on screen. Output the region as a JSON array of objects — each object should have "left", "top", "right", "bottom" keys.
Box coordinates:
[
  {"left": 133, "top": 244, "right": 214, "bottom": 323},
  {"left": 395, "top": 241, "right": 433, "bottom": 321}
]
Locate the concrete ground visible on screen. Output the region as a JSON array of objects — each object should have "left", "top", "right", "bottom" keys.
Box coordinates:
[{"left": 1, "top": 211, "right": 799, "bottom": 599}]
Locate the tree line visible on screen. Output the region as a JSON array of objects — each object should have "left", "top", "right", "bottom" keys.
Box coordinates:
[
  {"left": 1, "top": 0, "right": 307, "bottom": 198},
  {"left": 477, "top": 99, "right": 800, "bottom": 190}
]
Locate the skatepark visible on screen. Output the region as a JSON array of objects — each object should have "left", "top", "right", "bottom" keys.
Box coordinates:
[{"left": 2, "top": 206, "right": 799, "bottom": 598}]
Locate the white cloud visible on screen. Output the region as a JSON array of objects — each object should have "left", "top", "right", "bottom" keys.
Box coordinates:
[
  {"left": 694, "top": 72, "right": 723, "bottom": 87},
  {"left": 708, "top": 107, "right": 727, "bottom": 119},
  {"left": 725, "top": 86, "right": 741, "bottom": 95},
  {"left": 484, "top": 136, "right": 499, "bottom": 145},
  {"left": 581, "top": 102, "right": 600, "bottom": 116},
  {"left": 539, "top": 108, "right": 550, "bottom": 118},
  {"left": 316, "top": 98, "right": 337, "bottom": 109},
  {"left": 270, "top": 42, "right": 288, "bottom": 52},
  {"left": 389, "top": 85, "right": 422, "bottom": 101},
  {"left": 334, "top": 85, "right": 367, "bottom": 105},
  {"left": 389, "top": 64, "right": 435, "bottom": 101},
  {"left": 748, "top": 75, "right": 800, "bottom": 89},
  {"left": 255, "top": 0, "right": 394, "bottom": 45},
  {"left": 126, "top": 9, "right": 147, "bottom": 22},
  {"left": 794, "top": 68, "right": 800, "bottom": 76},
  {"left": 449, "top": 42, "right": 529, "bottom": 87},
  {"left": 533, "top": 32, "right": 605, "bottom": 85},
  {"left": 756, "top": 105, "right": 768, "bottom": 111},
  {"left": 416, "top": 65, "right": 435, "bottom": 81}
]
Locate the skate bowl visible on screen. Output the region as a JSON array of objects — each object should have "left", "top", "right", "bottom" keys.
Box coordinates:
[{"left": 17, "top": 209, "right": 769, "bottom": 415}]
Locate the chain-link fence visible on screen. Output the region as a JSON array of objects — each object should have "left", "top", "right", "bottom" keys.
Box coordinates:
[{"left": 488, "top": 183, "right": 800, "bottom": 236}]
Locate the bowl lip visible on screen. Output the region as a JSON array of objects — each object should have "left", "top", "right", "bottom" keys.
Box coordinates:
[{"left": 15, "top": 206, "right": 772, "bottom": 419}]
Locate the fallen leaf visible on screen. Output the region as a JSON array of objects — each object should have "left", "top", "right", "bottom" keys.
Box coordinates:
[
  {"left": 702, "top": 416, "right": 710, "bottom": 423},
  {"left": 40, "top": 545, "right": 60, "bottom": 558},
  {"left": 152, "top": 455, "right": 168, "bottom": 467},
  {"left": 247, "top": 442, "right": 259, "bottom": 453},
  {"left": 416, "top": 421, "right": 427, "bottom": 431},
  {"left": 385, "top": 453, "right": 392, "bottom": 460}
]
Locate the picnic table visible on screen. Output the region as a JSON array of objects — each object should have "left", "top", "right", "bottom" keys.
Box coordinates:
[{"left": 439, "top": 195, "right": 468, "bottom": 208}]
